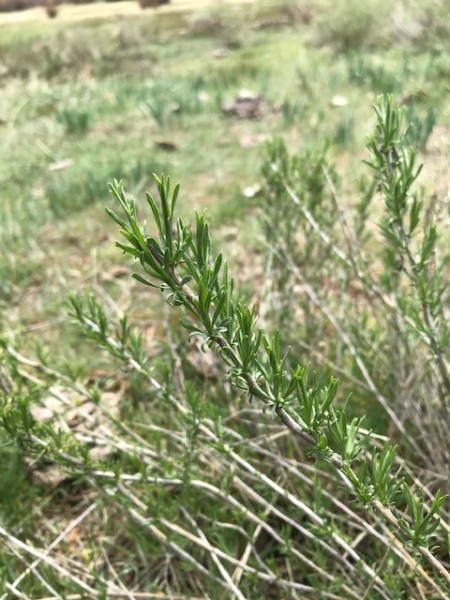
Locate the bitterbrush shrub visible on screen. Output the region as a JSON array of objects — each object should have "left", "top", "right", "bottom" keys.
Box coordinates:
[{"left": 0, "top": 96, "right": 449, "bottom": 599}]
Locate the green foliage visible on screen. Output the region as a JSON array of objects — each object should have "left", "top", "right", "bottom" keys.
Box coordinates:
[
  {"left": 80, "top": 96, "right": 448, "bottom": 597},
  {"left": 1, "top": 98, "right": 449, "bottom": 595},
  {"left": 405, "top": 104, "right": 436, "bottom": 152},
  {"left": 1, "top": 3, "right": 450, "bottom": 597},
  {"left": 143, "top": 80, "right": 205, "bottom": 127},
  {"left": 57, "top": 107, "right": 92, "bottom": 135},
  {"left": 315, "top": 0, "right": 391, "bottom": 52}
]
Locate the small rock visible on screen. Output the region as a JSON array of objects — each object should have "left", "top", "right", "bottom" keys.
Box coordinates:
[
  {"left": 198, "top": 91, "right": 210, "bottom": 104},
  {"left": 242, "top": 184, "right": 262, "bottom": 199},
  {"left": 331, "top": 95, "right": 348, "bottom": 108},
  {"left": 212, "top": 48, "right": 229, "bottom": 59}
]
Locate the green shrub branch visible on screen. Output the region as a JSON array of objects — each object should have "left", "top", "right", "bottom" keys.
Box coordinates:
[{"left": 105, "top": 97, "right": 449, "bottom": 589}]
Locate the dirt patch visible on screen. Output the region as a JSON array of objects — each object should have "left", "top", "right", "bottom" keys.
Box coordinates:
[{"left": 0, "top": 0, "right": 258, "bottom": 26}]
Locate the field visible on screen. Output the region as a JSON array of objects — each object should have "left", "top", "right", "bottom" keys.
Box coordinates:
[{"left": 1, "top": 1, "right": 450, "bottom": 598}]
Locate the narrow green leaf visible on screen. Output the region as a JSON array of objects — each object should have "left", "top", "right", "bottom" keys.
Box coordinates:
[{"left": 132, "top": 273, "right": 162, "bottom": 289}]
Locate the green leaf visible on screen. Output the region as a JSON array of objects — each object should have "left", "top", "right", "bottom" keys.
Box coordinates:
[
  {"left": 409, "top": 195, "right": 421, "bottom": 235},
  {"left": 132, "top": 273, "right": 162, "bottom": 289}
]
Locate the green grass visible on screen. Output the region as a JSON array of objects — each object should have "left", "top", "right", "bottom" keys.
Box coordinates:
[{"left": 1, "top": 1, "right": 450, "bottom": 597}]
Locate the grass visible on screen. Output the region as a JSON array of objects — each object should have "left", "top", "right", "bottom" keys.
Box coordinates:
[{"left": 1, "top": 0, "right": 450, "bottom": 597}]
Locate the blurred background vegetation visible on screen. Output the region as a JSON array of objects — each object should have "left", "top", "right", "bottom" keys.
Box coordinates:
[{"left": 2, "top": 0, "right": 450, "bottom": 362}]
